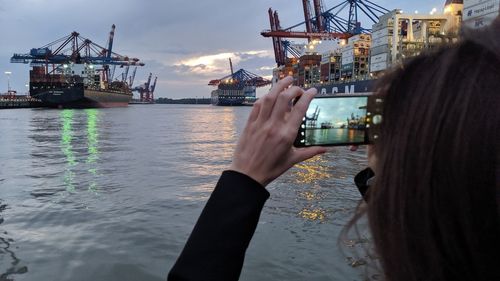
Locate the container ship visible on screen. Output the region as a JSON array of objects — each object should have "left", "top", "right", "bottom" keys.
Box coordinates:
[
  {"left": 28, "top": 63, "right": 132, "bottom": 108},
  {"left": 209, "top": 59, "right": 271, "bottom": 106},
  {"left": 263, "top": 0, "right": 484, "bottom": 94},
  {"left": 11, "top": 25, "right": 144, "bottom": 108}
]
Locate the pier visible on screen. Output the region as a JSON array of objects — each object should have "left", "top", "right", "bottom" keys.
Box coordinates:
[{"left": 0, "top": 95, "right": 42, "bottom": 109}]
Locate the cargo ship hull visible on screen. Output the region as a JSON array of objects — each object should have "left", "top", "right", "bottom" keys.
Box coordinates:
[
  {"left": 314, "top": 79, "right": 375, "bottom": 95},
  {"left": 211, "top": 85, "right": 256, "bottom": 106},
  {"left": 32, "top": 86, "right": 131, "bottom": 108},
  {"left": 211, "top": 91, "right": 246, "bottom": 106}
]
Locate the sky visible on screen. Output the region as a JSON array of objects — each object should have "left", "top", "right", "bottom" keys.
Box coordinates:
[
  {"left": 307, "top": 97, "right": 367, "bottom": 126},
  {"left": 0, "top": 0, "right": 449, "bottom": 99}
]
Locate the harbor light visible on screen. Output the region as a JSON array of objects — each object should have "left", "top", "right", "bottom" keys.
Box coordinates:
[{"left": 4, "top": 71, "right": 12, "bottom": 92}]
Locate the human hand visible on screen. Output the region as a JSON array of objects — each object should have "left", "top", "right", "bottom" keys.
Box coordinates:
[{"left": 229, "top": 76, "right": 327, "bottom": 187}]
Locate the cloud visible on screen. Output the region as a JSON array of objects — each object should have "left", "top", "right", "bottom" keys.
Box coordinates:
[
  {"left": 172, "top": 50, "right": 273, "bottom": 77},
  {"left": 259, "top": 66, "right": 275, "bottom": 71}
]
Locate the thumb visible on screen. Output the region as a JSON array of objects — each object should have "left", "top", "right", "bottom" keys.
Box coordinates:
[{"left": 292, "top": 147, "right": 327, "bottom": 164}]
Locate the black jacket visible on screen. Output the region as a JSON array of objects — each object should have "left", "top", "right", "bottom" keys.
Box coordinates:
[{"left": 168, "top": 170, "right": 269, "bottom": 281}]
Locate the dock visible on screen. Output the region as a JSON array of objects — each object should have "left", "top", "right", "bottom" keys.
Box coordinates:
[{"left": 0, "top": 96, "right": 43, "bottom": 109}]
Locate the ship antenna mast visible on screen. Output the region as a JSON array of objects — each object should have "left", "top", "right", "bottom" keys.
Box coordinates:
[{"left": 229, "top": 58, "right": 234, "bottom": 76}]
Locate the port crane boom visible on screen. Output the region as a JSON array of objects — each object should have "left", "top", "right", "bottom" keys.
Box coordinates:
[
  {"left": 264, "top": 0, "right": 389, "bottom": 66},
  {"left": 132, "top": 73, "right": 157, "bottom": 103},
  {"left": 11, "top": 25, "right": 144, "bottom": 67},
  {"left": 261, "top": 30, "right": 350, "bottom": 39}
]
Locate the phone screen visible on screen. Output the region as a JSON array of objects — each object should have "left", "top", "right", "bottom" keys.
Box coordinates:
[{"left": 296, "top": 96, "right": 370, "bottom": 147}]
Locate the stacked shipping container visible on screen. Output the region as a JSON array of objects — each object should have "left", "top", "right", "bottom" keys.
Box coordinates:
[{"left": 463, "top": 0, "right": 500, "bottom": 28}]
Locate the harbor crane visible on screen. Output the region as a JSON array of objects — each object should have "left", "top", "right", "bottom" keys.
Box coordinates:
[
  {"left": 132, "top": 73, "right": 157, "bottom": 103},
  {"left": 11, "top": 24, "right": 144, "bottom": 81},
  {"left": 306, "top": 106, "right": 320, "bottom": 128},
  {"left": 208, "top": 59, "right": 271, "bottom": 88},
  {"left": 262, "top": 0, "right": 389, "bottom": 66}
]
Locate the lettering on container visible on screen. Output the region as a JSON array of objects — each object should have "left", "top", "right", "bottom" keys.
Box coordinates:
[{"left": 463, "top": 0, "right": 500, "bottom": 20}]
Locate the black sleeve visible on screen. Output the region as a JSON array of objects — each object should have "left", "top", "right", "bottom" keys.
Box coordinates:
[
  {"left": 168, "top": 170, "right": 270, "bottom": 281},
  {"left": 354, "top": 167, "right": 375, "bottom": 202}
]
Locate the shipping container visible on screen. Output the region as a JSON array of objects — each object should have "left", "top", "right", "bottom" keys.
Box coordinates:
[
  {"left": 372, "top": 36, "right": 393, "bottom": 48},
  {"left": 348, "top": 34, "right": 371, "bottom": 43},
  {"left": 463, "top": 0, "right": 499, "bottom": 20},
  {"left": 342, "top": 49, "right": 354, "bottom": 58},
  {"left": 370, "top": 61, "right": 388, "bottom": 72},
  {"left": 371, "top": 28, "right": 393, "bottom": 40},
  {"left": 464, "top": 0, "right": 498, "bottom": 8},
  {"left": 370, "top": 44, "right": 391, "bottom": 56},
  {"left": 371, "top": 53, "right": 388, "bottom": 64},
  {"left": 463, "top": 12, "right": 499, "bottom": 28}
]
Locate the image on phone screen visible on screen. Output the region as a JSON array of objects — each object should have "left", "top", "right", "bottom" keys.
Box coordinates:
[{"left": 301, "top": 96, "right": 369, "bottom": 146}]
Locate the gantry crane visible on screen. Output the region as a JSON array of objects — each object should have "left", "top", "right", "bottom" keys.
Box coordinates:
[
  {"left": 262, "top": 0, "right": 389, "bottom": 66},
  {"left": 132, "top": 73, "right": 157, "bottom": 103},
  {"left": 11, "top": 24, "right": 144, "bottom": 81},
  {"left": 209, "top": 59, "right": 272, "bottom": 89}
]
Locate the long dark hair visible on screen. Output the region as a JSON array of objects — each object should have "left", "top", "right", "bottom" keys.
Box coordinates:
[{"left": 366, "top": 19, "right": 500, "bottom": 281}]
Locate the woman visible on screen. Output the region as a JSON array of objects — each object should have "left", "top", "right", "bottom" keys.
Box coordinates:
[{"left": 168, "top": 19, "right": 500, "bottom": 281}]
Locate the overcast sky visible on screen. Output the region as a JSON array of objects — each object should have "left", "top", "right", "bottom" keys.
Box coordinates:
[{"left": 0, "top": 0, "right": 447, "bottom": 98}]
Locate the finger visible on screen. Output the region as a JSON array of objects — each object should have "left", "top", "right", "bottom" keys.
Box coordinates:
[
  {"left": 270, "top": 86, "right": 303, "bottom": 121},
  {"left": 292, "top": 146, "right": 327, "bottom": 164},
  {"left": 258, "top": 76, "right": 294, "bottom": 121},
  {"left": 288, "top": 87, "right": 317, "bottom": 128},
  {"left": 247, "top": 100, "right": 261, "bottom": 124}
]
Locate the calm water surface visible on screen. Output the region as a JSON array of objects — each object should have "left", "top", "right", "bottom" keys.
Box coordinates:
[{"left": 0, "top": 105, "right": 373, "bottom": 281}]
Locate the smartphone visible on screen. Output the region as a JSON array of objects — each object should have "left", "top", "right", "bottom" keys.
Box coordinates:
[{"left": 294, "top": 95, "right": 383, "bottom": 147}]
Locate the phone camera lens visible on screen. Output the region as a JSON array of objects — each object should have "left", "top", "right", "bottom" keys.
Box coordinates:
[{"left": 373, "top": 115, "right": 382, "bottom": 125}]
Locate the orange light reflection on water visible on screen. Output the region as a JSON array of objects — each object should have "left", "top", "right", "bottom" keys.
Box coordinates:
[
  {"left": 182, "top": 107, "right": 238, "bottom": 195},
  {"left": 293, "top": 155, "right": 331, "bottom": 184},
  {"left": 293, "top": 155, "right": 331, "bottom": 222}
]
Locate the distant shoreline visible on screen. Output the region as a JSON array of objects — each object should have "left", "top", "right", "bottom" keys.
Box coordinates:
[{"left": 156, "top": 98, "right": 211, "bottom": 105}]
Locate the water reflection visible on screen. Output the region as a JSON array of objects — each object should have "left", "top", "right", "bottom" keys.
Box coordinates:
[
  {"left": 0, "top": 201, "right": 28, "bottom": 280},
  {"left": 61, "top": 110, "right": 76, "bottom": 192},
  {"left": 85, "top": 109, "right": 100, "bottom": 194},
  {"left": 306, "top": 128, "right": 365, "bottom": 146},
  {"left": 293, "top": 156, "right": 331, "bottom": 222},
  {"left": 29, "top": 109, "right": 103, "bottom": 198},
  {"left": 182, "top": 107, "right": 237, "bottom": 178},
  {"left": 294, "top": 155, "right": 331, "bottom": 184}
]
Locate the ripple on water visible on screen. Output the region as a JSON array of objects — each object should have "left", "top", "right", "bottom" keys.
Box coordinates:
[{"left": 0, "top": 106, "right": 372, "bottom": 281}]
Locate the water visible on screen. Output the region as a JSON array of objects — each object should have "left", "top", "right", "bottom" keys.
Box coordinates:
[
  {"left": 0, "top": 105, "right": 372, "bottom": 281},
  {"left": 306, "top": 128, "right": 365, "bottom": 146}
]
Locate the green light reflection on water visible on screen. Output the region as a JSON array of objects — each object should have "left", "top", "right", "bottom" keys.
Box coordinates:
[
  {"left": 61, "top": 109, "right": 76, "bottom": 192},
  {"left": 60, "top": 109, "right": 101, "bottom": 194},
  {"left": 85, "top": 109, "right": 100, "bottom": 194}
]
